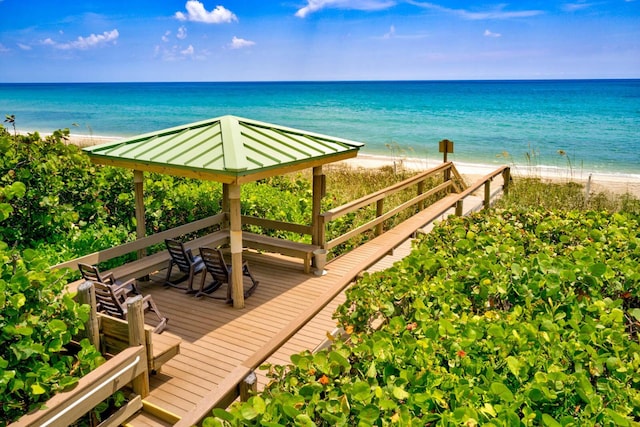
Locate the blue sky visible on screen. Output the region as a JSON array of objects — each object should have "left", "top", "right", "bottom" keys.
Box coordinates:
[{"left": 0, "top": 0, "right": 638, "bottom": 82}]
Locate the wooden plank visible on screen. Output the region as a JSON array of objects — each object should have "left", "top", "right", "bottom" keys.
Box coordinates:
[
  {"left": 241, "top": 215, "right": 312, "bottom": 235},
  {"left": 98, "top": 395, "right": 143, "bottom": 427}
]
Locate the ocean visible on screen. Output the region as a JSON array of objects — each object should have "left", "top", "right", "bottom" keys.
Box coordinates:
[{"left": 1, "top": 80, "right": 639, "bottom": 177}]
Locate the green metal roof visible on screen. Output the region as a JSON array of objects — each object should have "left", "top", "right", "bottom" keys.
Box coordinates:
[{"left": 83, "top": 115, "right": 364, "bottom": 183}]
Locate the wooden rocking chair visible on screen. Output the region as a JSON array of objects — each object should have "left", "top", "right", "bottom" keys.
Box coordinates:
[
  {"left": 78, "top": 262, "right": 138, "bottom": 294},
  {"left": 164, "top": 239, "right": 205, "bottom": 294},
  {"left": 195, "top": 247, "right": 259, "bottom": 302},
  {"left": 93, "top": 280, "right": 168, "bottom": 333}
]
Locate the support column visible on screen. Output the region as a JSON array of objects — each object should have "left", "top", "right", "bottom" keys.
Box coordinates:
[
  {"left": 229, "top": 183, "right": 244, "bottom": 308},
  {"left": 77, "top": 281, "right": 100, "bottom": 351},
  {"left": 311, "top": 166, "right": 325, "bottom": 247},
  {"left": 222, "top": 183, "right": 230, "bottom": 229},
  {"left": 134, "top": 170, "right": 146, "bottom": 259},
  {"left": 127, "top": 295, "right": 150, "bottom": 397}
]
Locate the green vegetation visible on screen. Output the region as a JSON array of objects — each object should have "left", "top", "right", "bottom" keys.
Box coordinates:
[
  {"left": 1, "top": 123, "right": 638, "bottom": 425},
  {"left": 211, "top": 209, "right": 639, "bottom": 426}
]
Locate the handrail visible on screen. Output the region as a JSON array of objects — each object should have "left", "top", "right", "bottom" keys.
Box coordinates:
[
  {"left": 52, "top": 213, "right": 227, "bottom": 271},
  {"left": 324, "top": 180, "right": 452, "bottom": 250},
  {"left": 319, "top": 162, "right": 458, "bottom": 250},
  {"left": 241, "top": 215, "right": 312, "bottom": 235},
  {"left": 9, "top": 346, "right": 147, "bottom": 427},
  {"left": 456, "top": 165, "right": 509, "bottom": 199},
  {"left": 322, "top": 162, "right": 453, "bottom": 221}
]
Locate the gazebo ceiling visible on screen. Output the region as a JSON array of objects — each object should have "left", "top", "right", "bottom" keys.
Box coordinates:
[{"left": 83, "top": 115, "right": 364, "bottom": 183}]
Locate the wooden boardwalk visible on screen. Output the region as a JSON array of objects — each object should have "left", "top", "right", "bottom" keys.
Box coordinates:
[{"left": 124, "top": 190, "right": 491, "bottom": 426}]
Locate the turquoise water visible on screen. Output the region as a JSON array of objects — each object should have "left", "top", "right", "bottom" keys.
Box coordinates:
[{"left": 1, "top": 80, "right": 639, "bottom": 176}]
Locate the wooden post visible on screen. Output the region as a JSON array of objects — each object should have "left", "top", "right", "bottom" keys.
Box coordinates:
[
  {"left": 239, "top": 371, "right": 257, "bottom": 402},
  {"left": 439, "top": 140, "right": 454, "bottom": 185},
  {"left": 455, "top": 200, "right": 463, "bottom": 216},
  {"left": 134, "top": 170, "right": 146, "bottom": 259},
  {"left": 127, "top": 295, "right": 150, "bottom": 397},
  {"left": 502, "top": 168, "right": 511, "bottom": 196},
  {"left": 77, "top": 281, "right": 100, "bottom": 351},
  {"left": 484, "top": 181, "right": 491, "bottom": 209},
  {"left": 311, "top": 166, "right": 324, "bottom": 247},
  {"left": 222, "top": 183, "right": 230, "bottom": 229},
  {"left": 375, "top": 199, "right": 384, "bottom": 236},
  {"left": 229, "top": 183, "right": 244, "bottom": 309},
  {"left": 318, "top": 215, "right": 327, "bottom": 250},
  {"left": 417, "top": 181, "right": 425, "bottom": 210}
]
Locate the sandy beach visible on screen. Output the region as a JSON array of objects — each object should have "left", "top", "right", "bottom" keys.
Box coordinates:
[{"left": 66, "top": 133, "right": 640, "bottom": 198}]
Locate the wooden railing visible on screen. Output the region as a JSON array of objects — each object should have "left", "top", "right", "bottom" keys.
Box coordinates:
[
  {"left": 52, "top": 212, "right": 228, "bottom": 272},
  {"left": 318, "top": 162, "right": 464, "bottom": 250},
  {"left": 10, "top": 293, "right": 151, "bottom": 427},
  {"left": 175, "top": 164, "right": 511, "bottom": 427},
  {"left": 38, "top": 163, "right": 509, "bottom": 427},
  {"left": 454, "top": 166, "right": 510, "bottom": 215}
]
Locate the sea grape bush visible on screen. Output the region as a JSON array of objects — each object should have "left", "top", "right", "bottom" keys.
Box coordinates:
[
  {"left": 205, "top": 208, "right": 639, "bottom": 426},
  {"left": 0, "top": 182, "right": 104, "bottom": 425}
]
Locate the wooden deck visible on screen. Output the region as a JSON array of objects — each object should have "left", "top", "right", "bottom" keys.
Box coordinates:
[{"left": 121, "top": 189, "right": 492, "bottom": 426}]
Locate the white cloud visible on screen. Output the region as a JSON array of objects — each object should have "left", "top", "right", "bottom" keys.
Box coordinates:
[
  {"left": 383, "top": 25, "right": 396, "bottom": 39},
  {"left": 484, "top": 29, "right": 501, "bottom": 37},
  {"left": 177, "top": 26, "right": 188, "bottom": 40},
  {"left": 155, "top": 43, "right": 204, "bottom": 61},
  {"left": 229, "top": 36, "right": 255, "bottom": 49},
  {"left": 17, "top": 43, "right": 32, "bottom": 50},
  {"left": 42, "top": 29, "right": 119, "bottom": 50},
  {"left": 162, "top": 30, "right": 171, "bottom": 42},
  {"left": 407, "top": 1, "right": 543, "bottom": 20},
  {"left": 562, "top": 2, "right": 593, "bottom": 12},
  {"left": 0, "top": 43, "right": 9, "bottom": 53},
  {"left": 175, "top": 1, "right": 237, "bottom": 24},
  {"left": 296, "top": 0, "right": 396, "bottom": 18}
]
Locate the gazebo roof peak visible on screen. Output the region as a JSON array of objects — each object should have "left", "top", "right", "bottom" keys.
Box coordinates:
[{"left": 83, "top": 115, "right": 364, "bottom": 183}]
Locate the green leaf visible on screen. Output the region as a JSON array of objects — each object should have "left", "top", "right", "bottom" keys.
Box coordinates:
[
  {"left": 541, "top": 414, "right": 562, "bottom": 427},
  {"left": 202, "top": 417, "right": 224, "bottom": 427},
  {"left": 393, "top": 386, "right": 409, "bottom": 400},
  {"left": 352, "top": 381, "right": 372, "bottom": 401},
  {"left": 506, "top": 356, "right": 522, "bottom": 378},
  {"left": 603, "top": 409, "right": 630, "bottom": 426},
  {"left": 240, "top": 404, "right": 259, "bottom": 420},
  {"left": 629, "top": 308, "right": 640, "bottom": 322},
  {"left": 295, "top": 414, "right": 316, "bottom": 427},
  {"left": 251, "top": 396, "right": 266, "bottom": 415},
  {"left": 211, "top": 408, "right": 234, "bottom": 421},
  {"left": 31, "top": 383, "right": 46, "bottom": 395},
  {"left": 359, "top": 405, "right": 380, "bottom": 422},
  {"left": 0, "top": 203, "right": 13, "bottom": 221},
  {"left": 589, "top": 262, "right": 607, "bottom": 277},
  {"left": 490, "top": 382, "right": 514, "bottom": 402},
  {"left": 48, "top": 319, "right": 68, "bottom": 333}
]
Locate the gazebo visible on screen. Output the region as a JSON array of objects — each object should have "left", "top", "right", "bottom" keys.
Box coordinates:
[{"left": 83, "top": 115, "right": 364, "bottom": 308}]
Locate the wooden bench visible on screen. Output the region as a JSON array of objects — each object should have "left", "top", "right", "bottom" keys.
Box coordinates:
[
  {"left": 99, "top": 314, "right": 181, "bottom": 373},
  {"left": 241, "top": 232, "right": 319, "bottom": 274}
]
